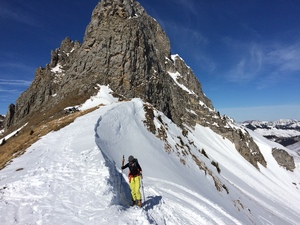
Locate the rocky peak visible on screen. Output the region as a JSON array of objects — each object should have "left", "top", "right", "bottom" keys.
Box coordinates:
[
  {"left": 94, "top": 0, "right": 145, "bottom": 19},
  {"left": 4, "top": 0, "right": 267, "bottom": 170},
  {"left": 49, "top": 37, "right": 80, "bottom": 68}
]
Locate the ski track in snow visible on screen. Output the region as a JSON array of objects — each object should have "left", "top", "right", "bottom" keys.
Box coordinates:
[{"left": 144, "top": 178, "right": 243, "bottom": 225}]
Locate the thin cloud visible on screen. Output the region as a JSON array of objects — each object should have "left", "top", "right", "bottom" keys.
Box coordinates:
[
  {"left": 0, "top": 5, "right": 39, "bottom": 27},
  {"left": 194, "top": 54, "right": 216, "bottom": 73},
  {"left": 163, "top": 22, "right": 215, "bottom": 73},
  {"left": 266, "top": 43, "right": 300, "bottom": 73},
  {"left": 257, "top": 42, "right": 300, "bottom": 89},
  {"left": 226, "top": 43, "right": 263, "bottom": 83},
  {"left": 0, "top": 88, "right": 20, "bottom": 94},
  {"left": 239, "top": 23, "right": 262, "bottom": 40},
  {"left": 173, "top": 25, "right": 209, "bottom": 47},
  {"left": 0, "top": 62, "right": 36, "bottom": 73},
  {"left": 0, "top": 79, "right": 31, "bottom": 86},
  {"left": 174, "top": 0, "right": 198, "bottom": 16},
  {"left": 160, "top": 14, "right": 209, "bottom": 47},
  {"left": 221, "top": 38, "right": 300, "bottom": 87}
]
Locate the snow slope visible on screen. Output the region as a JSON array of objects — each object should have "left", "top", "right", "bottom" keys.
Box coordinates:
[{"left": 0, "top": 87, "right": 300, "bottom": 225}]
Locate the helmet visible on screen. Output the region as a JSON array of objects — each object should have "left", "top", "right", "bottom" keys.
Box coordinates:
[{"left": 128, "top": 155, "right": 134, "bottom": 162}]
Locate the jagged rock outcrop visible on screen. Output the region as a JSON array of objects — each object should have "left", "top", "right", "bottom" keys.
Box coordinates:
[
  {"left": 0, "top": 114, "right": 5, "bottom": 132},
  {"left": 4, "top": 0, "right": 266, "bottom": 169},
  {"left": 4, "top": 104, "right": 15, "bottom": 130},
  {"left": 272, "top": 148, "right": 295, "bottom": 171}
]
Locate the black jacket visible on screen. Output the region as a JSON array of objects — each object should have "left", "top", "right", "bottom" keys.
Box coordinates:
[{"left": 122, "top": 159, "right": 142, "bottom": 176}]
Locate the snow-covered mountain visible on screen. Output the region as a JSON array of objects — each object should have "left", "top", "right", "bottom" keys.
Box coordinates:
[
  {"left": 242, "top": 120, "right": 300, "bottom": 154},
  {"left": 1, "top": 1, "right": 300, "bottom": 224},
  {"left": 243, "top": 120, "right": 300, "bottom": 133},
  {"left": 0, "top": 87, "right": 300, "bottom": 225},
  {"left": 3, "top": 0, "right": 269, "bottom": 185}
]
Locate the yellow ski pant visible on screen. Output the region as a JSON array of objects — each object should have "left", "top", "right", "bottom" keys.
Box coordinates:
[{"left": 129, "top": 176, "right": 141, "bottom": 201}]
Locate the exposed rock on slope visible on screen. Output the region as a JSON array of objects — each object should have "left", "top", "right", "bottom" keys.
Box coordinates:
[
  {"left": 0, "top": 115, "right": 5, "bottom": 134},
  {"left": 4, "top": 0, "right": 266, "bottom": 169},
  {"left": 272, "top": 148, "right": 296, "bottom": 171}
]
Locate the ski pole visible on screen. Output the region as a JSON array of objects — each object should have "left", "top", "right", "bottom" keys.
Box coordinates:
[
  {"left": 141, "top": 177, "right": 145, "bottom": 204},
  {"left": 122, "top": 155, "right": 125, "bottom": 168},
  {"left": 120, "top": 155, "right": 125, "bottom": 193}
]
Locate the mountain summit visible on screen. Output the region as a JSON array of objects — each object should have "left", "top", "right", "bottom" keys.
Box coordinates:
[
  {"left": 5, "top": 0, "right": 209, "bottom": 129},
  {"left": 4, "top": 0, "right": 266, "bottom": 170}
]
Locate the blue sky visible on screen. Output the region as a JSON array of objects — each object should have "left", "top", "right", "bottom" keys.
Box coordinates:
[{"left": 0, "top": 0, "right": 299, "bottom": 122}]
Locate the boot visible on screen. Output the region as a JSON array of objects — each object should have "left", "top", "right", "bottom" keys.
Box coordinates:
[
  {"left": 137, "top": 200, "right": 142, "bottom": 207},
  {"left": 132, "top": 200, "right": 136, "bottom": 206}
]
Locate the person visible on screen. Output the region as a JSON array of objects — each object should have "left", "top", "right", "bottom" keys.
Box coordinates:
[{"left": 121, "top": 155, "right": 143, "bottom": 207}]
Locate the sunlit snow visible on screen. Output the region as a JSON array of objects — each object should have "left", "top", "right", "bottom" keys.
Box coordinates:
[
  {"left": 0, "top": 86, "right": 299, "bottom": 225},
  {"left": 0, "top": 123, "right": 27, "bottom": 144},
  {"left": 167, "top": 71, "right": 195, "bottom": 95},
  {"left": 51, "top": 63, "right": 63, "bottom": 74}
]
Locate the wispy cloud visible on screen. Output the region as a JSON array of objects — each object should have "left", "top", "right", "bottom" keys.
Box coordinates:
[
  {"left": 221, "top": 37, "right": 300, "bottom": 88},
  {"left": 174, "top": 0, "right": 198, "bottom": 16},
  {"left": 256, "top": 42, "right": 300, "bottom": 89},
  {"left": 225, "top": 41, "right": 264, "bottom": 83},
  {"left": 164, "top": 22, "right": 216, "bottom": 73},
  {"left": 239, "top": 23, "right": 262, "bottom": 40},
  {"left": 0, "top": 62, "right": 36, "bottom": 73},
  {"left": 0, "top": 4, "right": 39, "bottom": 27},
  {"left": 0, "top": 88, "right": 20, "bottom": 93},
  {"left": 0, "top": 79, "right": 31, "bottom": 87},
  {"left": 167, "top": 22, "right": 209, "bottom": 46},
  {"left": 266, "top": 43, "right": 300, "bottom": 73},
  {"left": 194, "top": 53, "right": 216, "bottom": 73}
]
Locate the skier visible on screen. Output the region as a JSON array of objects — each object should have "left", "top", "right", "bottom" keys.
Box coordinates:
[{"left": 121, "top": 155, "right": 143, "bottom": 207}]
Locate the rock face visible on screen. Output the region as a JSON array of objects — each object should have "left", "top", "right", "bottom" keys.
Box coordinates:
[
  {"left": 0, "top": 114, "right": 5, "bottom": 132},
  {"left": 272, "top": 148, "right": 295, "bottom": 171},
  {"left": 3, "top": 104, "right": 15, "bottom": 130},
  {"left": 4, "top": 0, "right": 266, "bottom": 169}
]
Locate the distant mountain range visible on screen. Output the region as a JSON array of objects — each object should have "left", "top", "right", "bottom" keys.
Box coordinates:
[{"left": 242, "top": 119, "right": 300, "bottom": 154}]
